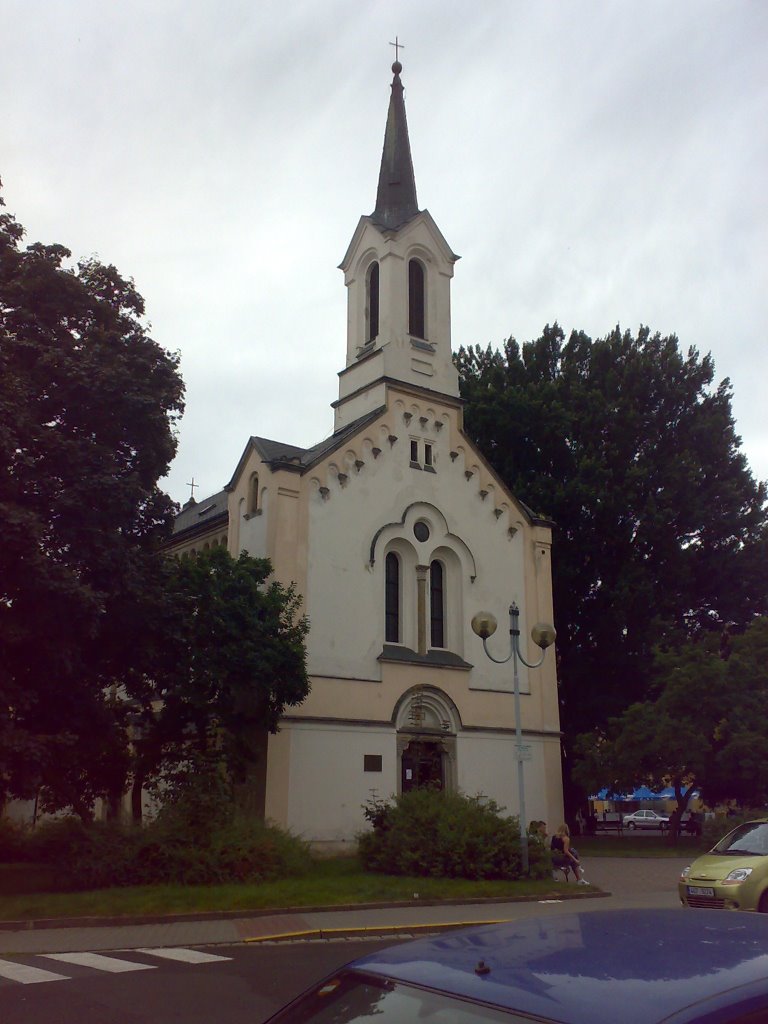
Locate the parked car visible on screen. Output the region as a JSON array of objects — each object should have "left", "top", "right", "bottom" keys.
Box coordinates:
[
  {"left": 680, "top": 818, "right": 768, "bottom": 912},
  {"left": 623, "top": 809, "right": 670, "bottom": 830},
  {"left": 266, "top": 909, "right": 768, "bottom": 1023}
]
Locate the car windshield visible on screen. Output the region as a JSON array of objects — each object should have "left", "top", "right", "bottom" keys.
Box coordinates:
[
  {"left": 713, "top": 822, "right": 768, "bottom": 856},
  {"left": 269, "top": 970, "right": 520, "bottom": 1022}
]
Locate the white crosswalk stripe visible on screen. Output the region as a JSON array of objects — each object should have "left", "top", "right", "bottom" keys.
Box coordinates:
[
  {"left": 0, "top": 947, "right": 231, "bottom": 986},
  {"left": 0, "top": 959, "right": 69, "bottom": 984},
  {"left": 134, "top": 947, "right": 232, "bottom": 963},
  {"left": 42, "top": 951, "right": 157, "bottom": 973}
]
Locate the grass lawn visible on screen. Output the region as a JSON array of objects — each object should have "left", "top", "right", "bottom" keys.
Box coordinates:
[
  {"left": 0, "top": 856, "right": 580, "bottom": 922},
  {"left": 575, "top": 834, "right": 707, "bottom": 858}
]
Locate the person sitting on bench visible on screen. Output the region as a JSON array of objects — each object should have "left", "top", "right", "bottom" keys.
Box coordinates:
[{"left": 551, "top": 823, "right": 588, "bottom": 884}]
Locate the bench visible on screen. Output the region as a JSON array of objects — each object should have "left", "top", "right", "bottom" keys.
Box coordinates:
[
  {"left": 594, "top": 819, "right": 624, "bottom": 834},
  {"left": 551, "top": 851, "right": 576, "bottom": 882}
]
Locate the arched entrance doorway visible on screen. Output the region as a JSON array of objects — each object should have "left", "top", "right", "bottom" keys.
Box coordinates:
[
  {"left": 394, "top": 686, "right": 459, "bottom": 794},
  {"left": 401, "top": 736, "right": 445, "bottom": 792}
]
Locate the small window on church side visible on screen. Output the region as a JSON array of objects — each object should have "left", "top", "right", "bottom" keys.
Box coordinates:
[
  {"left": 367, "top": 261, "right": 379, "bottom": 342},
  {"left": 409, "top": 439, "right": 436, "bottom": 472},
  {"left": 408, "top": 258, "right": 425, "bottom": 339},
  {"left": 249, "top": 473, "right": 259, "bottom": 515},
  {"left": 430, "top": 560, "right": 445, "bottom": 648},
  {"left": 385, "top": 551, "right": 400, "bottom": 643}
]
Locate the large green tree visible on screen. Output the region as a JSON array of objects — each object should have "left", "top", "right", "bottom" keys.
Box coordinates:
[
  {"left": 128, "top": 548, "right": 310, "bottom": 817},
  {"left": 0, "top": 185, "right": 185, "bottom": 815},
  {"left": 456, "top": 325, "right": 768, "bottom": 791},
  {"left": 574, "top": 617, "right": 768, "bottom": 828}
]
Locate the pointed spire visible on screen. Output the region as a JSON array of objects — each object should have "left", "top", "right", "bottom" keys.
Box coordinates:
[{"left": 372, "top": 61, "right": 419, "bottom": 230}]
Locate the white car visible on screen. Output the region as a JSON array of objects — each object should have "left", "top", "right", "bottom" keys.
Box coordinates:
[{"left": 624, "top": 809, "right": 670, "bottom": 830}]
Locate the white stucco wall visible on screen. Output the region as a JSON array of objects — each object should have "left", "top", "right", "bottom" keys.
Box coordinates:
[
  {"left": 456, "top": 731, "right": 552, "bottom": 825},
  {"left": 238, "top": 489, "right": 268, "bottom": 557},
  {"left": 303, "top": 399, "right": 534, "bottom": 699},
  {"left": 282, "top": 721, "right": 397, "bottom": 842}
]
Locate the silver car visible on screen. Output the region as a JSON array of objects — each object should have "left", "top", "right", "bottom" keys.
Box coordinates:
[{"left": 623, "top": 809, "right": 670, "bottom": 830}]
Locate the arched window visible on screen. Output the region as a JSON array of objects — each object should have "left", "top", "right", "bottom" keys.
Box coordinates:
[
  {"left": 249, "top": 473, "right": 259, "bottom": 515},
  {"left": 385, "top": 552, "right": 400, "bottom": 643},
  {"left": 430, "top": 560, "right": 445, "bottom": 648},
  {"left": 408, "top": 258, "right": 425, "bottom": 339},
  {"left": 367, "top": 261, "right": 379, "bottom": 342}
]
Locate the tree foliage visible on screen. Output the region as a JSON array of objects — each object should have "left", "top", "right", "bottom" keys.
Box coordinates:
[
  {"left": 456, "top": 325, "right": 768, "bottom": 764},
  {"left": 574, "top": 616, "right": 768, "bottom": 825},
  {"left": 130, "top": 548, "right": 310, "bottom": 803},
  {"left": 0, "top": 184, "right": 185, "bottom": 815}
]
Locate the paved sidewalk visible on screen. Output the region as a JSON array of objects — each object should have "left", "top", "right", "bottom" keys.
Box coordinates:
[{"left": 0, "top": 856, "right": 690, "bottom": 956}]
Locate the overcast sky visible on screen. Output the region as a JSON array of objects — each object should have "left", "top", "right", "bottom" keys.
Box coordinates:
[{"left": 3, "top": 0, "right": 766, "bottom": 504}]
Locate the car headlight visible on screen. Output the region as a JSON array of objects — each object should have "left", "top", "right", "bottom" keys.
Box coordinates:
[
  {"left": 722, "top": 868, "right": 753, "bottom": 884},
  {"left": 680, "top": 866, "right": 691, "bottom": 881}
]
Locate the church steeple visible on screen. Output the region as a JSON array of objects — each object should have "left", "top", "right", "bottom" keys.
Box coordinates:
[
  {"left": 372, "top": 61, "right": 419, "bottom": 230},
  {"left": 335, "top": 60, "right": 460, "bottom": 431}
]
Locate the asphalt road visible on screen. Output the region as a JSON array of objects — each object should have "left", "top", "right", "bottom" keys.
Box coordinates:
[
  {"left": 0, "top": 938, "right": 401, "bottom": 1024},
  {"left": 0, "top": 856, "right": 691, "bottom": 1024}
]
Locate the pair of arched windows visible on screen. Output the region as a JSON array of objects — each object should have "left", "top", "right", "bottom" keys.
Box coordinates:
[
  {"left": 366, "top": 258, "right": 426, "bottom": 343},
  {"left": 385, "top": 552, "right": 444, "bottom": 648}
]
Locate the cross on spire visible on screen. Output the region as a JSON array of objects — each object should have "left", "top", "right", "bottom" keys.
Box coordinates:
[
  {"left": 186, "top": 477, "right": 198, "bottom": 501},
  {"left": 373, "top": 37, "right": 418, "bottom": 229},
  {"left": 389, "top": 36, "right": 404, "bottom": 63}
]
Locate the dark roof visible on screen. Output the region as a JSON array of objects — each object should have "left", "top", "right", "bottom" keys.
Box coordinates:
[
  {"left": 172, "top": 488, "right": 228, "bottom": 539},
  {"left": 372, "top": 62, "right": 419, "bottom": 231},
  {"left": 224, "top": 407, "right": 387, "bottom": 491}
]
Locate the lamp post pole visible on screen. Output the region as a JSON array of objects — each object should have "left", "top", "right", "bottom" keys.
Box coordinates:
[{"left": 472, "top": 602, "right": 555, "bottom": 875}]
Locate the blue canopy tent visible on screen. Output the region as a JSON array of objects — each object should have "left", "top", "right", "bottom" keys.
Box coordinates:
[
  {"left": 631, "top": 785, "right": 658, "bottom": 801},
  {"left": 654, "top": 786, "right": 699, "bottom": 800},
  {"left": 590, "top": 785, "right": 699, "bottom": 801},
  {"left": 591, "top": 787, "right": 632, "bottom": 801}
]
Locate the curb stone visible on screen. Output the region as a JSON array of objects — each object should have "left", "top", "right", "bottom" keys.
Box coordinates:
[{"left": 0, "top": 888, "right": 609, "bottom": 933}]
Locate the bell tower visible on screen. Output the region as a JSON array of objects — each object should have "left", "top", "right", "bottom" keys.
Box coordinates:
[{"left": 335, "top": 61, "right": 460, "bottom": 431}]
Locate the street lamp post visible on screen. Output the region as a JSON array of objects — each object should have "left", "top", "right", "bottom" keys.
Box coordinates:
[{"left": 471, "top": 603, "right": 556, "bottom": 874}]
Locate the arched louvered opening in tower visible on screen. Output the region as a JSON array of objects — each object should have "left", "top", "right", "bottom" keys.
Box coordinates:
[
  {"left": 367, "top": 261, "right": 380, "bottom": 342},
  {"left": 408, "top": 258, "right": 425, "bottom": 339}
]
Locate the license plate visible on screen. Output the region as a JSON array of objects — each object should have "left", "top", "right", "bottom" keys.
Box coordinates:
[{"left": 688, "top": 885, "right": 715, "bottom": 897}]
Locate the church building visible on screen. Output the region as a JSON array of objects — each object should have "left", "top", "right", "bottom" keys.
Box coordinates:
[{"left": 169, "top": 61, "right": 564, "bottom": 849}]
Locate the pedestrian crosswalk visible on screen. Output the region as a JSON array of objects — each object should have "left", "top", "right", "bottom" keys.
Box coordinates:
[
  {"left": 0, "top": 947, "right": 231, "bottom": 986},
  {"left": 0, "top": 961, "right": 69, "bottom": 985},
  {"left": 43, "top": 951, "right": 158, "bottom": 973}
]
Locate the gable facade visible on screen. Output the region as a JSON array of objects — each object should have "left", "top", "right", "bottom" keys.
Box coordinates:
[{"left": 169, "top": 62, "right": 564, "bottom": 848}]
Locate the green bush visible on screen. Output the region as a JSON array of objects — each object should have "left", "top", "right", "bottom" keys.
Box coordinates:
[
  {"left": 126, "top": 813, "right": 312, "bottom": 887},
  {"left": 0, "top": 817, "right": 28, "bottom": 862},
  {"left": 26, "top": 817, "right": 90, "bottom": 867},
  {"left": 358, "top": 789, "right": 549, "bottom": 880},
  {"left": 3, "top": 808, "right": 312, "bottom": 890},
  {"left": 0, "top": 863, "right": 59, "bottom": 895},
  {"left": 61, "top": 821, "right": 144, "bottom": 890}
]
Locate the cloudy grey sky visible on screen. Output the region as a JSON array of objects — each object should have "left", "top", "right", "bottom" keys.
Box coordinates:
[{"left": 3, "top": 0, "right": 766, "bottom": 504}]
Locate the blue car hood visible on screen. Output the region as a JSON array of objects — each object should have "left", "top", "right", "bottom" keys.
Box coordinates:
[{"left": 352, "top": 909, "right": 768, "bottom": 1024}]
